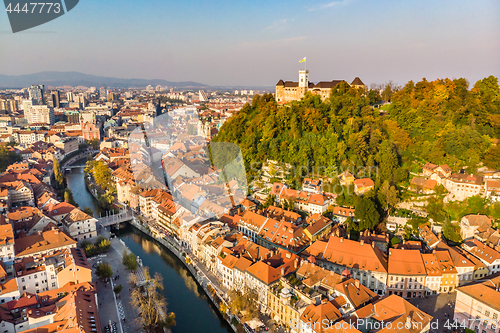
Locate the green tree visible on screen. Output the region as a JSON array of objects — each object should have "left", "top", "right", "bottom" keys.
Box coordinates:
[
  {"left": 443, "top": 219, "right": 462, "bottom": 243},
  {"left": 96, "top": 262, "right": 113, "bottom": 280},
  {"left": 83, "top": 207, "right": 94, "bottom": 217},
  {"left": 490, "top": 202, "right": 500, "bottom": 220},
  {"left": 390, "top": 237, "right": 401, "bottom": 246},
  {"left": 355, "top": 197, "right": 380, "bottom": 231},
  {"left": 90, "top": 138, "right": 100, "bottom": 150},
  {"left": 64, "top": 189, "right": 78, "bottom": 206},
  {"left": 262, "top": 194, "right": 275, "bottom": 208},
  {"left": 113, "top": 285, "right": 123, "bottom": 294},
  {"left": 0, "top": 146, "right": 22, "bottom": 172},
  {"left": 123, "top": 250, "right": 138, "bottom": 271},
  {"left": 54, "top": 157, "right": 64, "bottom": 189},
  {"left": 378, "top": 180, "right": 399, "bottom": 211}
]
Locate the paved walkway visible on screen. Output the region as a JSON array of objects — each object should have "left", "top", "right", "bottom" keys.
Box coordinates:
[
  {"left": 90, "top": 228, "right": 143, "bottom": 333},
  {"left": 408, "top": 292, "right": 457, "bottom": 333}
]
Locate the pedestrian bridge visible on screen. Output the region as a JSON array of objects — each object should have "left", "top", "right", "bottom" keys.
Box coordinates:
[
  {"left": 99, "top": 210, "right": 134, "bottom": 228},
  {"left": 64, "top": 165, "right": 86, "bottom": 170}
]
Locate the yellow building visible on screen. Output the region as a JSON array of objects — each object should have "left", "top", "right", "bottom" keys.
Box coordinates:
[
  {"left": 267, "top": 285, "right": 303, "bottom": 330},
  {"left": 275, "top": 70, "right": 365, "bottom": 103},
  {"left": 436, "top": 251, "right": 458, "bottom": 292}
]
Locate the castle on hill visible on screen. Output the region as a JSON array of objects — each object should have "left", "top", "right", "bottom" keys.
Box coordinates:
[{"left": 275, "top": 69, "right": 365, "bottom": 103}]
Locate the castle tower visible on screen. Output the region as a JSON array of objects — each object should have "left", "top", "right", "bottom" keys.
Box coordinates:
[
  {"left": 299, "top": 69, "right": 309, "bottom": 88},
  {"left": 298, "top": 69, "right": 309, "bottom": 97}
]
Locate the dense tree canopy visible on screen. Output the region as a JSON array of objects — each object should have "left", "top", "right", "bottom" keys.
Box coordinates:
[
  {"left": 0, "top": 146, "right": 21, "bottom": 173},
  {"left": 214, "top": 76, "right": 500, "bottom": 230},
  {"left": 85, "top": 160, "right": 114, "bottom": 191},
  {"left": 215, "top": 76, "right": 499, "bottom": 177},
  {"left": 388, "top": 76, "right": 500, "bottom": 169}
]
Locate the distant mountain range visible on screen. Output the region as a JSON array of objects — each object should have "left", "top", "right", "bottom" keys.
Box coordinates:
[{"left": 0, "top": 71, "right": 208, "bottom": 89}]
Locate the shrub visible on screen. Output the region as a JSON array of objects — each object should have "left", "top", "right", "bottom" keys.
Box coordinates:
[
  {"left": 113, "top": 285, "right": 123, "bottom": 294},
  {"left": 122, "top": 250, "right": 138, "bottom": 271}
]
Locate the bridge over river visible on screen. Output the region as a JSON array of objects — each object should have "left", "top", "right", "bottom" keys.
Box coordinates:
[{"left": 98, "top": 210, "right": 135, "bottom": 228}]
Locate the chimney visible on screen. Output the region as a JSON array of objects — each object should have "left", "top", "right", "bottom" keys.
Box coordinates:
[
  {"left": 355, "top": 280, "right": 360, "bottom": 289},
  {"left": 340, "top": 237, "right": 343, "bottom": 243},
  {"left": 372, "top": 242, "right": 375, "bottom": 248},
  {"left": 294, "top": 258, "right": 299, "bottom": 269},
  {"left": 321, "top": 299, "right": 328, "bottom": 305},
  {"left": 281, "top": 267, "right": 285, "bottom": 276},
  {"left": 360, "top": 240, "right": 364, "bottom": 246}
]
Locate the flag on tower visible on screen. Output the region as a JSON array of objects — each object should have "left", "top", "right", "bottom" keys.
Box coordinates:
[{"left": 299, "top": 57, "right": 306, "bottom": 63}]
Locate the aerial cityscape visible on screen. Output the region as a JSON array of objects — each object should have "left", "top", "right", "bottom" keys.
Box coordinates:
[{"left": 1, "top": 1, "right": 499, "bottom": 333}]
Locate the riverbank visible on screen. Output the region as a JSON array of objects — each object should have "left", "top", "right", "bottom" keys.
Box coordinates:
[
  {"left": 66, "top": 167, "right": 236, "bottom": 333},
  {"left": 90, "top": 229, "right": 143, "bottom": 333},
  {"left": 127, "top": 219, "right": 240, "bottom": 333}
]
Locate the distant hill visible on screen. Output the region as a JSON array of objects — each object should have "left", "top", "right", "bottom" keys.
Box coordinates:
[{"left": 0, "top": 71, "right": 208, "bottom": 89}]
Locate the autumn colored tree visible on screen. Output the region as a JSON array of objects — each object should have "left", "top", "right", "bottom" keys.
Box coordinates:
[
  {"left": 64, "top": 189, "right": 78, "bottom": 207},
  {"left": 130, "top": 271, "right": 174, "bottom": 333},
  {"left": 53, "top": 157, "right": 64, "bottom": 189}
]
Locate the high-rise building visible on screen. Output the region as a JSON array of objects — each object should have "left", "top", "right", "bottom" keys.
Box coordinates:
[
  {"left": 51, "top": 90, "right": 61, "bottom": 108},
  {"left": 198, "top": 90, "right": 208, "bottom": 102},
  {"left": 7, "top": 99, "right": 18, "bottom": 112},
  {"left": 99, "top": 87, "right": 107, "bottom": 99},
  {"left": 25, "top": 105, "right": 55, "bottom": 125},
  {"left": 28, "top": 85, "right": 45, "bottom": 105},
  {"left": 73, "top": 94, "right": 87, "bottom": 107},
  {"left": 107, "top": 92, "right": 119, "bottom": 101}
]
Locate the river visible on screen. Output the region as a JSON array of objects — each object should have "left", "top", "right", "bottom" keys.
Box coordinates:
[
  {"left": 66, "top": 165, "right": 233, "bottom": 333},
  {"left": 65, "top": 160, "right": 102, "bottom": 217}
]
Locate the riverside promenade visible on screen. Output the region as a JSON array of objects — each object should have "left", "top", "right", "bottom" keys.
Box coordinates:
[
  {"left": 128, "top": 218, "right": 242, "bottom": 333},
  {"left": 90, "top": 227, "right": 143, "bottom": 333}
]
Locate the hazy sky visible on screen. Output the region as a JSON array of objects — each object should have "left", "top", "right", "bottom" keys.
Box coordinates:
[{"left": 1, "top": 0, "right": 499, "bottom": 87}]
